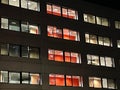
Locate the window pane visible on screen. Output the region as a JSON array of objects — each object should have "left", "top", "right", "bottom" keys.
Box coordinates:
[
  {"left": 105, "top": 57, "right": 112, "bottom": 67},
  {"left": 96, "top": 17, "right": 101, "bottom": 25},
  {"left": 0, "top": 44, "right": 9, "bottom": 55},
  {"left": 62, "top": 8, "right": 68, "bottom": 18},
  {"left": 9, "top": 45, "right": 20, "bottom": 57},
  {"left": 117, "top": 40, "right": 120, "bottom": 48},
  {"left": 9, "top": 0, "right": 19, "bottom": 7},
  {"left": 1, "top": 18, "right": 8, "bottom": 29},
  {"left": 52, "top": 5, "right": 61, "bottom": 16},
  {"left": 55, "top": 50, "right": 63, "bottom": 62},
  {"left": 47, "top": 4, "right": 52, "bottom": 14},
  {"left": 1, "top": 0, "right": 8, "bottom": 4},
  {"left": 30, "top": 73, "right": 40, "bottom": 85},
  {"left": 9, "top": 72, "right": 20, "bottom": 84},
  {"left": 66, "top": 75, "right": 72, "bottom": 86},
  {"left": 29, "top": 47, "right": 39, "bottom": 59},
  {"left": 98, "top": 37, "right": 104, "bottom": 45},
  {"left": 68, "top": 9, "right": 77, "bottom": 19},
  {"left": 90, "top": 35, "right": 97, "bottom": 44},
  {"left": 29, "top": 25, "right": 39, "bottom": 34},
  {"left": 91, "top": 55, "right": 99, "bottom": 65},
  {"left": 71, "top": 53, "right": 80, "bottom": 63},
  {"left": 21, "top": 21, "right": 29, "bottom": 33},
  {"left": 22, "top": 72, "right": 29, "bottom": 84},
  {"left": 21, "top": 46, "right": 29, "bottom": 58},
  {"left": 102, "top": 78, "right": 107, "bottom": 88},
  {"left": 102, "top": 18, "right": 108, "bottom": 26},
  {"left": 9, "top": 19, "right": 20, "bottom": 31},
  {"left": 28, "top": 1, "right": 39, "bottom": 11},
  {"left": 89, "top": 77, "right": 101, "bottom": 88},
  {"left": 108, "top": 79, "right": 116, "bottom": 89},
  {"left": 63, "top": 28, "right": 70, "bottom": 40},
  {"left": 48, "top": 49, "right": 54, "bottom": 60},
  {"left": 104, "top": 38, "right": 110, "bottom": 46},
  {"left": 72, "top": 76, "right": 80, "bottom": 87},
  {"left": 21, "top": 0, "right": 27, "bottom": 9},
  {"left": 85, "top": 34, "right": 89, "bottom": 43},
  {"left": 56, "top": 74, "right": 65, "bottom": 86},
  {"left": 49, "top": 74, "right": 55, "bottom": 85},
  {"left": 0, "top": 71, "right": 8, "bottom": 83},
  {"left": 65, "top": 52, "right": 71, "bottom": 62},
  {"left": 100, "top": 57, "right": 105, "bottom": 66},
  {"left": 69, "top": 30, "right": 77, "bottom": 41}
]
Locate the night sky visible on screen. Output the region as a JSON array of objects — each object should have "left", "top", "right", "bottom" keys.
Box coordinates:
[{"left": 83, "top": 0, "right": 120, "bottom": 10}]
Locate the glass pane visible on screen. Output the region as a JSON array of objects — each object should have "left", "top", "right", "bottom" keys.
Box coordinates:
[
  {"left": 47, "top": 4, "right": 52, "bottom": 14},
  {"left": 29, "top": 25, "right": 39, "bottom": 34},
  {"left": 1, "top": 44, "right": 9, "bottom": 55},
  {"left": 29, "top": 47, "right": 39, "bottom": 59},
  {"left": 1, "top": 18, "right": 8, "bottom": 29},
  {"left": 90, "top": 35, "right": 97, "bottom": 44},
  {"left": 100, "top": 57, "right": 105, "bottom": 66},
  {"left": 9, "top": 0, "right": 19, "bottom": 7},
  {"left": 47, "top": 26, "right": 54, "bottom": 37},
  {"left": 52, "top": 5, "right": 61, "bottom": 16},
  {"left": 21, "top": 21, "right": 29, "bottom": 33},
  {"left": 0, "top": 71, "right": 8, "bottom": 83},
  {"left": 21, "top": 0, "right": 27, "bottom": 9},
  {"left": 56, "top": 74, "right": 65, "bottom": 86},
  {"left": 105, "top": 57, "right": 112, "bottom": 67},
  {"left": 9, "top": 19, "right": 20, "bottom": 31},
  {"left": 104, "top": 38, "right": 110, "bottom": 46},
  {"left": 22, "top": 72, "right": 29, "bottom": 84},
  {"left": 28, "top": 1, "right": 39, "bottom": 11},
  {"left": 72, "top": 76, "right": 80, "bottom": 87},
  {"left": 48, "top": 49, "right": 54, "bottom": 60},
  {"left": 91, "top": 55, "right": 99, "bottom": 65},
  {"left": 83, "top": 14, "right": 88, "bottom": 22},
  {"left": 98, "top": 37, "right": 104, "bottom": 45},
  {"left": 66, "top": 75, "right": 72, "bottom": 86},
  {"left": 30, "top": 73, "right": 40, "bottom": 85},
  {"left": 62, "top": 8, "right": 68, "bottom": 17},
  {"left": 85, "top": 34, "right": 89, "bottom": 43},
  {"left": 55, "top": 50, "right": 63, "bottom": 62},
  {"left": 70, "top": 30, "right": 77, "bottom": 41},
  {"left": 102, "top": 78, "right": 107, "bottom": 88},
  {"left": 9, "top": 72, "right": 20, "bottom": 84},
  {"left": 71, "top": 53, "right": 80, "bottom": 63},
  {"left": 63, "top": 28, "right": 70, "bottom": 40},
  {"left": 65, "top": 52, "right": 71, "bottom": 62},
  {"left": 1, "top": 0, "right": 9, "bottom": 4},
  {"left": 96, "top": 17, "right": 101, "bottom": 25},
  {"left": 68, "top": 9, "right": 76, "bottom": 19},
  {"left": 49, "top": 74, "right": 55, "bottom": 85},
  {"left": 88, "top": 14, "right": 95, "bottom": 24},
  {"left": 102, "top": 18, "right": 108, "bottom": 26},
  {"left": 117, "top": 40, "right": 120, "bottom": 48},
  {"left": 108, "top": 79, "right": 116, "bottom": 89},
  {"left": 9, "top": 45, "right": 20, "bottom": 57},
  {"left": 21, "top": 46, "right": 29, "bottom": 58}
]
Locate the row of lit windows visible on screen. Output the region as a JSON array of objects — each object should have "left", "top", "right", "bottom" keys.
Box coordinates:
[
  {"left": 47, "top": 3, "right": 78, "bottom": 20},
  {"left": 87, "top": 54, "right": 115, "bottom": 67},
  {"left": 47, "top": 25, "right": 80, "bottom": 41},
  {"left": 2, "top": 1, "right": 120, "bottom": 29},
  {"left": 0, "top": 71, "right": 41, "bottom": 85},
  {"left": 49, "top": 74, "right": 83, "bottom": 87},
  {"left": 85, "top": 33, "right": 112, "bottom": 47},
  {"left": 0, "top": 70, "right": 117, "bottom": 89},
  {"left": 0, "top": 43, "right": 40, "bottom": 59},
  {"left": 48, "top": 49, "right": 81, "bottom": 63},
  {"left": 1, "top": 0, "right": 40, "bottom": 11},
  {"left": 1, "top": 18, "right": 40, "bottom": 34},
  {"left": 89, "top": 77, "right": 117, "bottom": 89},
  {"left": 83, "top": 13, "right": 109, "bottom": 26}
]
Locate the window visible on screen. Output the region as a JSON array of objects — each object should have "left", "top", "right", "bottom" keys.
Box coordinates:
[
  {"left": 47, "top": 26, "right": 62, "bottom": 38},
  {"left": 83, "top": 14, "right": 95, "bottom": 24},
  {"left": 0, "top": 71, "right": 8, "bottom": 83},
  {"left": 49, "top": 74, "right": 83, "bottom": 87},
  {"left": 65, "top": 52, "right": 81, "bottom": 63},
  {"left": 9, "top": 44, "right": 20, "bottom": 57},
  {"left": 1, "top": 18, "right": 8, "bottom": 29},
  {"left": 85, "top": 33, "right": 112, "bottom": 47},
  {"left": 96, "top": 17, "right": 109, "bottom": 26},
  {"left": 30, "top": 73, "right": 40, "bottom": 85},
  {"left": 89, "top": 77, "right": 102, "bottom": 88},
  {"left": 87, "top": 54, "right": 115, "bottom": 67},
  {"left": 0, "top": 43, "right": 9, "bottom": 55},
  {"left": 22, "top": 72, "right": 29, "bottom": 84},
  {"left": 87, "top": 55, "right": 99, "bottom": 65},
  {"left": 48, "top": 49, "right": 63, "bottom": 62},
  {"left": 47, "top": 4, "right": 61, "bottom": 16},
  {"left": 62, "top": 8, "right": 78, "bottom": 20},
  {"left": 115, "top": 21, "right": 120, "bottom": 29},
  {"left": 9, "top": 72, "right": 20, "bottom": 84},
  {"left": 63, "top": 28, "right": 80, "bottom": 41},
  {"left": 117, "top": 40, "right": 120, "bottom": 48},
  {"left": 9, "top": 0, "right": 19, "bottom": 7},
  {"left": 48, "top": 49, "right": 81, "bottom": 64},
  {"left": 9, "top": 19, "right": 20, "bottom": 31}
]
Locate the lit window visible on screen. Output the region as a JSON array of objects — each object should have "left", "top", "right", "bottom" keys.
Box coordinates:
[
  {"left": 30, "top": 73, "right": 40, "bottom": 85},
  {"left": 0, "top": 43, "right": 9, "bottom": 55},
  {"left": 62, "top": 8, "right": 78, "bottom": 20},
  {"left": 9, "top": 72, "right": 20, "bottom": 84},
  {"left": 22, "top": 72, "right": 29, "bottom": 84},
  {"left": 1, "top": 0, "right": 8, "bottom": 4},
  {"left": 47, "top": 4, "right": 61, "bottom": 16},
  {"left": 89, "top": 77, "right": 102, "bottom": 88},
  {"left": 0, "top": 71, "right": 8, "bottom": 83},
  {"left": 29, "top": 47, "right": 39, "bottom": 59},
  {"left": 28, "top": 0, "right": 39, "bottom": 11},
  {"left": 9, "top": 19, "right": 20, "bottom": 31},
  {"left": 63, "top": 28, "right": 80, "bottom": 41},
  {"left": 89, "top": 35, "right": 97, "bottom": 44},
  {"left": 47, "top": 26, "right": 62, "bottom": 38},
  {"left": 29, "top": 25, "right": 39, "bottom": 34},
  {"left": 115, "top": 21, "right": 120, "bottom": 29},
  {"left": 83, "top": 14, "right": 95, "bottom": 24},
  {"left": 96, "top": 17, "right": 109, "bottom": 26},
  {"left": 66, "top": 75, "right": 72, "bottom": 86},
  {"left": 9, "top": 0, "right": 19, "bottom": 7},
  {"left": 1, "top": 18, "right": 8, "bottom": 29},
  {"left": 87, "top": 54, "right": 99, "bottom": 65},
  {"left": 117, "top": 40, "right": 120, "bottom": 48}
]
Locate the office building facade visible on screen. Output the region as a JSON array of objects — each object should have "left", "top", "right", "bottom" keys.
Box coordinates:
[{"left": 0, "top": 0, "right": 120, "bottom": 90}]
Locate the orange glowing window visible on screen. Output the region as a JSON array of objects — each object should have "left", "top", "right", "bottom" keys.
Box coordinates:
[
  {"left": 48, "top": 49, "right": 54, "bottom": 60},
  {"left": 55, "top": 50, "right": 63, "bottom": 62},
  {"left": 65, "top": 52, "right": 71, "bottom": 62},
  {"left": 52, "top": 5, "right": 61, "bottom": 16},
  {"left": 49, "top": 74, "right": 56, "bottom": 85},
  {"left": 72, "top": 76, "right": 80, "bottom": 87},
  {"left": 63, "top": 28, "right": 79, "bottom": 41},
  {"left": 47, "top": 4, "right": 52, "bottom": 14},
  {"left": 62, "top": 8, "right": 68, "bottom": 18},
  {"left": 56, "top": 74, "right": 65, "bottom": 86},
  {"left": 66, "top": 75, "right": 72, "bottom": 86},
  {"left": 47, "top": 26, "right": 62, "bottom": 38}
]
